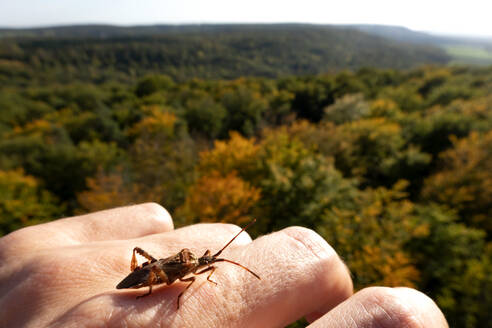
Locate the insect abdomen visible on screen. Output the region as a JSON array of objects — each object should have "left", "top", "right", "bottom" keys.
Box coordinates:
[{"left": 116, "top": 268, "right": 151, "bottom": 289}]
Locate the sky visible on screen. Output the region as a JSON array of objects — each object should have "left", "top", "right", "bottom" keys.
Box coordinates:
[{"left": 1, "top": 0, "right": 491, "bottom": 37}]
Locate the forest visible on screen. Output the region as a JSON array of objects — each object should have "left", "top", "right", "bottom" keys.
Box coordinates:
[
  {"left": 0, "top": 24, "right": 450, "bottom": 83},
  {"left": 0, "top": 27, "right": 491, "bottom": 327}
]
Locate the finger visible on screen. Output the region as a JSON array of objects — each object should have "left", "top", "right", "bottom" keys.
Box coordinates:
[
  {"left": 0, "top": 223, "right": 253, "bottom": 328},
  {"left": 0, "top": 203, "right": 174, "bottom": 255},
  {"left": 48, "top": 226, "right": 351, "bottom": 328},
  {"left": 57, "top": 203, "right": 174, "bottom": 243},
  {"left": 117, "top": 226, "right": 351, "bottom": 327},
  {"left": 215, "top": 226, "right": 353, "bottom": 327},
  {"left": 308, "top": 287, "right": 449, "bottom": 328}
]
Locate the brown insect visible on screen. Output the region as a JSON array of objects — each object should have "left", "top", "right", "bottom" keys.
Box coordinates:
[{"left": 116, "top": 219, "right": 260, "bottom": 309}]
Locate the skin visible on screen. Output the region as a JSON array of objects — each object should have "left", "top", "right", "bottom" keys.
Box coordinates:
[{"left": 0, "top": 203, "right": 448, "bottom": 328}]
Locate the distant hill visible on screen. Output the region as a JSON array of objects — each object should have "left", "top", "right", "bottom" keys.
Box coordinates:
[
  {"left": 348, "top": 24, "right": 492, "bottom": 66},
  {"left": 0, "top": 24, "right": 450, "bottom": 82},
  {"left": 346, "top": 25, "right": 442, "bottom": 45}
]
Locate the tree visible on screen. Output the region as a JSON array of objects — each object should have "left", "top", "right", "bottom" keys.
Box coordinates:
[
  {"left": 0, "top": 169, "right": 62, "bottom": 236},
  {"left": 135, "top": 75, "right": 174, "bottom": 98},
  {"left": 368, "top": 98, "right": 402, "bottom": 119},
  {"left": 183, "top": 93, "right": 226, "bottom": 139},
  {"left": 422, "top": 131, "right": 492, "bottom": 234},
  {"left": 289, "top": 78, "right": 334, "bottom": 122},
  {"left": 176, "top": 171, "right": 260, "bottom": 226},
  {"left": 0, "top": 120, "right": 80, "bottom": 201},
  {"left": 320, "top": 181, "right": 420, "bottom": 288},
  {"left": 254, "top": 128, "right": 356, "bottom": 233},
  {"left": 407, "top": 204, "right": 491, "bottom": 328},
  {"left": 76, "top": 167, "right": 143, "bottom": 214},
  {"left": 197, "top": 131, "right": 260, "bottom": 179},
  {"left": 326, "top": 118, "right": 414, "bottom": 185},
  {"left": 220, "top": 85, "right": 268, "bottom": 136},
  {"left": 323, "top": 93, "right": 369, "bottom": 125},
  {"left": 185, "top": 128, "right": 357, "bottom": 235},
  {"left": 128, "top": 106, "right": 197, "bottom": 211}
]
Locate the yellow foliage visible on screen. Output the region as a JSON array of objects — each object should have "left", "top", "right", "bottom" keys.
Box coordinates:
[
  {"left": 76, "top": 168, "right": 146, "bottom": 213},
  {"left": 369, "top": 98, "right": 401, "bottom": 118},
  {"left": 320, "top": 181, "right": 422, "bottom": 289},
  {"left": 11, "top": 119, "right": 57, "bottom": 137},
  {"left": 129, "top": 106, "right": 177, "bottom": 137},
  {"left": 0, "top": 169, "right": 60, "bottom": 234},
  {"left": 177, "top": 170, "right": 260, "bottom": 225},
  {"left": 198, "top": 132, "right": 259, "bottom": 176},
  {"left": 423, "top": 131, "right": 492, "bottom": 233},
  {"left": 352, "top": 245, "right": 419, "bottom": 288}
]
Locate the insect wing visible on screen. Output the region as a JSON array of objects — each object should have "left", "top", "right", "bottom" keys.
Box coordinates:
[
  {"left": 158, "top": 252, "right": 197, "bottom": 283},
  {"left": 116, "top": 267, "right": 151, "bottom": 289}
]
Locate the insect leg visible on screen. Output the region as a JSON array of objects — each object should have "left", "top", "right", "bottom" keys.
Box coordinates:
[
  {"left": 177, "top": 276, "right": 195, "bottom": 309},
  {"left": 152, "top": 266, "right": 169, "bottom": 284},
  {"left": 136, "top": 270, "right": 156, "bottom": 299},
  {"left": 195, "top": 266, "right": 217, "bottom": 286},
  {"left": 131, "top": 247, "right": 157, "bottom": 271}
]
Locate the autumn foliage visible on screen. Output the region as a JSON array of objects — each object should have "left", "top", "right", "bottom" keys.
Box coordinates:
[
  {"left": 1, "top": 66, "right": 491, "bottom": 327},
  {"left": 423, "top": 131, "right": 492, "bottom": 234}
]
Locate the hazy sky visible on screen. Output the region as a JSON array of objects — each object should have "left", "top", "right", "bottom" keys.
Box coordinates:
[{"left": 1, "top": 0, "right": 491, "bottom": 37}]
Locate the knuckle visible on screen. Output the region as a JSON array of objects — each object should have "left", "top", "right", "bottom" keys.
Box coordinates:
[
  {"left": 138, "top": 202, "right": 173, "bottom": 226},
  {"left": 355, "top": 287, "right": 434, "bottom": 328},
  {"left": 279, "top": 226, "right": 353, "bottom": 302},
  {"left": 220, "top": 222, "right": 243, "bottom": 233},
  {"left": 280, "top": 226, "right": 337, "bottom": 261},
  {"left": 219, "top": 223, "right": 252, "bottom": 244}
]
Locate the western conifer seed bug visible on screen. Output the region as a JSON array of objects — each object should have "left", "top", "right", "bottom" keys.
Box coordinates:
[{"left": 116, "top": 219, "right": 260, "bottom": 309}]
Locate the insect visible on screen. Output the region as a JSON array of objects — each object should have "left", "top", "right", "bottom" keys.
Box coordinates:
[{"left": 116, "top": 219, "right": 260, "bottom": 309}]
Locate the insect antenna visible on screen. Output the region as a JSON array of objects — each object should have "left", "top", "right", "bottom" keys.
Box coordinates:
[
  {"left": 212, "top": 218, "right": 257, "bottom": 258},
  {"left": 214, "top": 258, "right": 261, "bottom": 279},
  {"left": 209, "top": 219, "right": 260, "bottom": 279}
]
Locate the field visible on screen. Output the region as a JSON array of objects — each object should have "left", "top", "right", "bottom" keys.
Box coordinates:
[{"left": 445, "top": 44, "right": 492, "bottom": 65}]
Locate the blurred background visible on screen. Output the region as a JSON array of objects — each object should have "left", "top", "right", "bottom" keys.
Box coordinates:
[{"left": 0, "top": 1, "right": 491, "bottom": 327}]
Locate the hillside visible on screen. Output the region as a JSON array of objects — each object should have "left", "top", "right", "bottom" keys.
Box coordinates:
[
  {"left": 349, "top": 24, "right": 492, "bottom": 66},
  {"left": 347, "top": 24, "right": 443, "bottom": 45},
  {"left": 0, "top": 24, "right": 449, "bottom": 83}
]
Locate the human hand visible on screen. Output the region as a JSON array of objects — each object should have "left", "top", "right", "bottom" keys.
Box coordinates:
[{"left": 0, "top": 203, "right": 448, "bottom": 327}]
